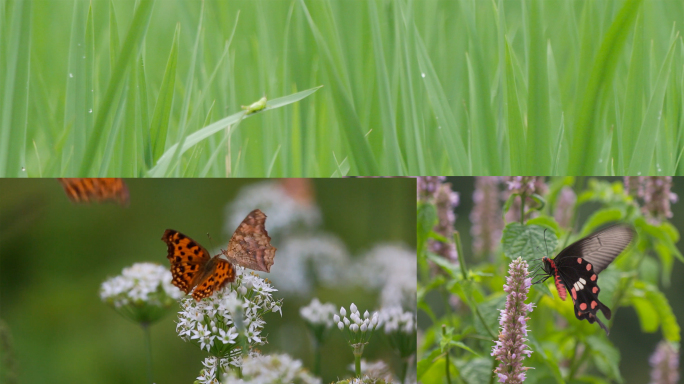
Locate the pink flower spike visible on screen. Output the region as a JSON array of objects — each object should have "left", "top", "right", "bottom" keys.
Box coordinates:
[{"left": 491, "top": 257, "right": 533, "bottom": 384}]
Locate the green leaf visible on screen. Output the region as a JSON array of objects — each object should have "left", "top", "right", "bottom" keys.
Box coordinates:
[
  {"left": 417, "top": 348, "right": 443, "bottom": 379},
  {"left": 147, "top": 87, "right": 322, "bottom": 176},
  {"left": 630, "top": 296, "right": 659, "bottom": 333},
  {"left": 642, "top": 283, "right": 681, "bottom": 342},
  {"left": 588, "top": 335, "right": 622, "bottom": 382},
  {"left": 579, "top": 208, "right": 625, "bottom": 236},
  {"left": 417, "top": 202, "right": 437, "bottom": 257},
  {"left": 527, "top": 216, "right": 561, "bottom": 237},
  {"left": 454, "top": 357, "right": 494, "bottom": 384},
  {"left": 502, "top": 223, "right": 558, "bottom": 263}
]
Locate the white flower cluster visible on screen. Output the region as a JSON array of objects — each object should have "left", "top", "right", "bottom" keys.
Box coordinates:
[
  {"left": 269, "top": 233, "right": 350, "bottom": 294},
  {"left": 175, "top": 266, "right": 282, "bottom": 357},
  {"left": 356, "top": 245, "right": 417, "bottom": 308},
  {"left": 223, "top": 353, "right": 321, "bottom": 384},
  {"left": 225, "top": 181, "right": 321, "bottom": 240},
  {"left": 377, "top": 307, "right": 416, "bottom": 335},
  {"left": 196, "top": 355, "right": 239, "bottom": 384},
  {"left": 351, "top": 360, "right": 394, "bottom": 382},
  {"left": 335, "top": 304, "right": 379, "bottom": 346},
  {"left": 299, "top": 298, "right": 337, "bottom": 328},
  {"left": 100, "top": 262, "right": 183, "bottom": 308}
]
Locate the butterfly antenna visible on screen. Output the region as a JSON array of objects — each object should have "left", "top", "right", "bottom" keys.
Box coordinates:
[{"left": 206, "top": 232, "right": 217, "bottom": 252}]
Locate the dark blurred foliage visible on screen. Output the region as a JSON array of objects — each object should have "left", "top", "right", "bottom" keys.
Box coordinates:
[{"left": 0, "top": 178, "right": 415, "bottom": 383}]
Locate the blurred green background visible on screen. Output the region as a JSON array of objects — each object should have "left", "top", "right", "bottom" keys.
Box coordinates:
[
  {"left": 438, "top": 177, "right": 683, "bottom": 384},
  {"left": 3, "top": 0, "right": 684, "bottom": 176},
  {"left": 0, "top": 178, "right": 415, "bottom": 383}
]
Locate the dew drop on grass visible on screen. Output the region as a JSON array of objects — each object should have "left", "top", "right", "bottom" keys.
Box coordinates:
[
  {"left": 421, "top": 73, "right": 426, "bottom": 78},
  {"left": 88, "top": 109, "right": 92, "bottom": 113},
  {"left": 637, "top": 172, "right": 642, "bottom": 176},
  {"left": 69, "top": 73, "right": 73, "bottom": 78},
  {"left": 21, "top": 167, "right": 25, "bottom": 172},
  {"left": 438, "top": 126, "right": 442, "bottom": 129},
  {"left": 599, "top": 159, "right": 603, "bottom": 163}
]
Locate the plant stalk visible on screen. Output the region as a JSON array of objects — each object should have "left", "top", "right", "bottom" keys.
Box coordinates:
[{"left": 141, "top": 323, "right": 153, "bottom": 384}]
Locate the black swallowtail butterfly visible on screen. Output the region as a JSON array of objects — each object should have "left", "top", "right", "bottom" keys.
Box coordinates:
[{"left": 534, "top": 225, "right": 635, "bottom": 335}]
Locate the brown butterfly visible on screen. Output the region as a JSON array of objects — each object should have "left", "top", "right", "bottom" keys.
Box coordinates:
[
  {"left": 162, "top": 209, "right": 276, "bottom": 301},
  {"left": 58, "top": 178, "right": 129, "bottom": 205}
]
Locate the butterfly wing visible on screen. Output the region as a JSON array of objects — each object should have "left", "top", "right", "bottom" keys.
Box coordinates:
[
  {"left": 59, "top": 178, "right": 129, "bottom": 205},
  {"left": 222, "top": 209, "right": 276, "bottom": 272},
  {"left": 554, "top": 224, "right": 634, "bottom": 274},
  {"left": 162, "top": 229, "right": 211, "bottom": 294},
  {"left": 191, "top": 258, "right": 236, "bottom": 301},
  {"left": 556, "top": 252, "right": 614, "bottom": 335}
]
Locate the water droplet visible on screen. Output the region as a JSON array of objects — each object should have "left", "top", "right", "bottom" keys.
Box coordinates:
[
  {"left": 637, "top": 172, "right": 642, "bottom": 176},
  {"left": 88, "top": 109, "right": 93, "bottom": 113},
  {"left": 438, "top": 126, "right": 442, "bottom": 129},
  {"left": 82, "top": 56, "right": 86, "bottom": 59},
  {"left": 421, "top": 73, "right": 426, "bottom": 78},
  {"left": 599, "top": 159, "right": 603, "bottom": 163},
  {"left": 21, "top": 167, "right": 25, "bottom": 172},
  {"left": 69, "top": 73, "right": 73, "bottom": 78}
]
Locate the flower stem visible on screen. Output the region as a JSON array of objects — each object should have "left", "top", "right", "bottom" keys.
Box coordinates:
[
  {"left": 520, "top": 193, "right": 526, "bottom": 224},
  {"left": 400, "top": 358, "right": 408, "bottom": 384},
  {"left": 455, "top": 231, "right": 467, "bottom": 280},
  {"left": 352, "top": 343, "right": 365, "bottom": 377},
  {"left": 313, "top": 338, "right": 321, "bottom": 377},
  {"left": 442, "top": 325, "right": 452, "bottom": 384},
  {"left": 141, "top": 323, "right": 153, "bottom": 384}
]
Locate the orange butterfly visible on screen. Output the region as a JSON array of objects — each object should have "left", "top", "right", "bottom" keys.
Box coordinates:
[
  {"left": 162, "top": 209, "right": 276, "bottom": 301},
  {"left": 58, "top": 178, "right": 129, "bottom": 205}
]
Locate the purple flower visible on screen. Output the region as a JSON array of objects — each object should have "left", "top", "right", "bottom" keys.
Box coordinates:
[
  {"left": 470, "top": 177, "right": 504, "bottom": 257},
  {"left": 416, "top": 176, "right": 446, "bottom": 202},
  {"left": 503, "top": 177, "right": 547, "bottom": 223},
  {"left": 624, "top": 176, "right": 644, "bottom": 197},
  {"left": 491, "top": 257, "right": 534, "bottom": 384},
  {"left": 649, "top": 341, "right": 679, "bottom": 384},
  {"left": 553, "top": 186, "right": 576, "bottom": 228},
  {"left": 624, "top": 177, "right": 678, "bottom": 224},
  {"left": 428, "top": 182, "right": 459, "bottom": 263},
  {"left": 642, "top": 177, "right": 677, "bottom": 223}
]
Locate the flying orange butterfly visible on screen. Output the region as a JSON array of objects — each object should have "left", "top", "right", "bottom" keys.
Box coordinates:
[
  {"left": 162, "top": 209, "right": 276, "bottom": 301},
  {"left": 58, "top": 178, "right": 129, "bottom": 205}
]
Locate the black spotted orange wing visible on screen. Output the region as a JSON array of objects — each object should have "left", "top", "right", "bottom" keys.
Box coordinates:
[
  {"left": 222, "top": 209, "right": 277, "bottom": 272},
  {"left": 162, "top": 229, "right": 236, "bottom": 301},
  {"left": 58, "top": 178, "right": 129, "bottom": 205}
]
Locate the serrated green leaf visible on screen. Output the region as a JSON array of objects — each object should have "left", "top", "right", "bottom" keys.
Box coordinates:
[{"left": 502, "top": 223, "right": 558, "bottom": 263}]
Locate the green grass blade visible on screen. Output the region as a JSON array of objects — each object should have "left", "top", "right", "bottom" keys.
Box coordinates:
[
  {"left": 148, "top": 86, "right": 322, "bottom": 176},
  {"left": 147, "top": 23, "right": 179, "bottom": 167},
  {"left": 368, "top": 0, "right": 404, "bottom": 175},
  {"left": 525, "top": 0, "right": 552, "bottom": 174},
  {"left": 569, "top": 0, "right": 643, "bottom": 175},
  {"left": 0, "top": 0, "right": 31, "bottom": 177},
  {"left": 298, "top": 0, "right": 379, "bottom": 175},
  {"left": 413, "top": 24, "right": 468, "bottom": 174},
  {"left": 627, "top": 35, "right": 677, "bottom": 175},
  {"left": 79, "top": 0, "right": 155, "bottom": 176},
  {"left": 504, "top": 38, "right": 525, "bottom": 175}
]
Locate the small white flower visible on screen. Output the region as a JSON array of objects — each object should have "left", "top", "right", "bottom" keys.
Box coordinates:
[
  {"left": 100, "top": 262, "right": 183, "bottom": 324},
  {"left": 224, "top": 353, "right": 320, "bottom": 384},
  {"left": 338, "top": 322, "right": 344, "bottom": 330},
  {"left": 299, "top": 298, "right": 337, "bottom": 328},
  {"left": 354, "top": 245, "right": 417, "bottom": 308},
  {"left": 340, "top": 307, "right": 347, "bottom": 317},
  {"left": 175, "top": 266, "right": 282, "bottom": 361},
  {"left": 350, "top": 324, "right": 359, "bottom": 332},
  {"left": 333, "top": 314, "right": 340, "bottom": 323},
  {"left": 350, "top": 303, "right": 358, "bottom": 313}
]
